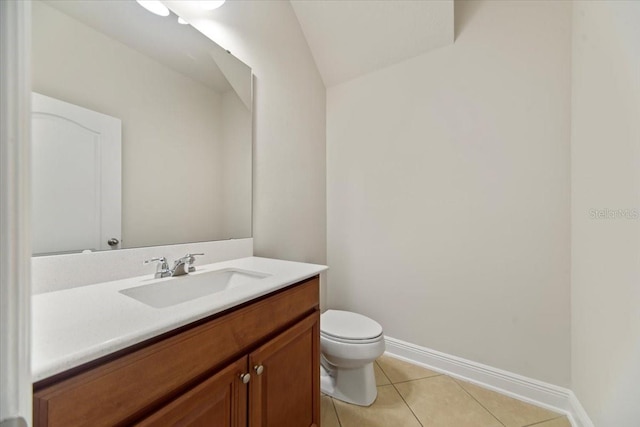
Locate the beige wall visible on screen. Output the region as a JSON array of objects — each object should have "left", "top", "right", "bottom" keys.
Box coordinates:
[
  {"left": 327, "top": 0, "right": 571, "bottom": 386},
  {"left": 166, "top": 1, "right": 327, "bottom": 269},
  {"left": 571, "top": 1, "right": 640, "bottom": 425},
  {"left": 32, "top": 1, "right": 242, "bottom": 248}
]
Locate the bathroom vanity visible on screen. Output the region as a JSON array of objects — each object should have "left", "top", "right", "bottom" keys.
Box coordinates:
[{"left": 32, "top": 257, "right": 326, "bottom": 426}]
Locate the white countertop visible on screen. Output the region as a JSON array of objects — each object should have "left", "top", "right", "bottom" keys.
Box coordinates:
[{"left": 32, "top": 256, "right": 327, "bottom": 382}]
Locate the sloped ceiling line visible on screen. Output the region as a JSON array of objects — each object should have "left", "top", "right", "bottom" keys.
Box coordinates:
[{"left": 290, "top": 0, "right": 455, "bottom": 87}]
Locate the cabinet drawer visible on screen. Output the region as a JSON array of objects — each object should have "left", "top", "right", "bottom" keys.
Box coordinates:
[{"left": 34, "top": 277, "right": 319, "bottom": 426}]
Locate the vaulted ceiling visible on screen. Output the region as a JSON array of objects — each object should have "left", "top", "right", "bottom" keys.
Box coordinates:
[
  {"left": 66, "top": 0, "right": 455, "bottom": 91},
  {"left": 290, "top": 0, "right": 455, "bottom": 87}
]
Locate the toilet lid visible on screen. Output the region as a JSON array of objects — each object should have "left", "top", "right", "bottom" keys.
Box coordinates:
[{"left": 321, "top": 310, "right": 383, "bottom": 341}]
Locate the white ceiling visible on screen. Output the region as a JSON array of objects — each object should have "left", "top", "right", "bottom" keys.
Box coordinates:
[
  {"left": 46, "top": 0, "right": 453, "bottom": 93},
  {"left": 290, "top": 0, "right": 455, "bottom": 87}
]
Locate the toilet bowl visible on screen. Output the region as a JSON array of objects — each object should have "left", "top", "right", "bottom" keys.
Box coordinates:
[{"left": 320, "top": 310, "right": 385, "bottom": 406}]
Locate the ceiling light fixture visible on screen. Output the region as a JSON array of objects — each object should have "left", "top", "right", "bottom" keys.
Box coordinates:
[
  {"left": 200, "top": 0, "right": 226, "bottom": 11},
  {"left": 135, "top": 0, "right": 170, "bottom": 17}
]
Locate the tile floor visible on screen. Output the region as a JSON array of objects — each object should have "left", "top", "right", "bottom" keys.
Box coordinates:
[{"left": 321, "top": 355, "right": 571, "bottom": 427}]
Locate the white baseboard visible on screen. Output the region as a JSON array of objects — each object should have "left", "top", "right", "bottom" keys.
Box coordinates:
[
  {"left": 384, "top": 336, "right": 594, "bottom": 427},
  {"left": 567, "top": 392, "right": 595, "bottom": 427}
]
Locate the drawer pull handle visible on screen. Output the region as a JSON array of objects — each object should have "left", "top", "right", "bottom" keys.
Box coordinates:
[
  {"left": 240, "top": 373, "right": 251, "bottom": 384},
  {"left": 254, "top": 364, "right": 264, "bottom": 375}
]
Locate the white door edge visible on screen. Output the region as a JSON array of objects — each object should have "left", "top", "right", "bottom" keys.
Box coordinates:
[{"left": 0, "top": 0, "right": 32, "bottom": 425}]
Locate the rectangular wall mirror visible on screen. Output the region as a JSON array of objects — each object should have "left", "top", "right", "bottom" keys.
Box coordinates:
[{"left": 31, "top": 0, "right": 252, "bottom": 255}]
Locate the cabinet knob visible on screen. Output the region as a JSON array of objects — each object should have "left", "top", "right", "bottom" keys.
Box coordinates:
[
  {"left": 254, "top": 364, "right": 264, "bottom": 375},
  {"left": 240, "top": 373, "right": 251, "bottom": 384}
]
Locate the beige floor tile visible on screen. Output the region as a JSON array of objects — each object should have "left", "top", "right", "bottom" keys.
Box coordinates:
[
  {"left": 376, "top": 354, "right": 440, "bottom": 383},
  {"left": 374, "top": 361, "right": 391, "bottom": 386},
  {"left": 395, "top": 375, "right": 502, "bottom": 427},
  {"left": 333, "top": 384, "right": 421, "bottom": 427},
  {"left": 526, "top": 416, "right": 571, "bottom": 427},
  {"left": 321, "top": 395, "right": 341, "bottom": 427},
  {"left": 456, "top": 380, "right": 561, "bottom": 427}
]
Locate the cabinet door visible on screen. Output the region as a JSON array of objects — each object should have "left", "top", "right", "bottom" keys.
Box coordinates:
[
  {"left": 249, "top": 312, "right": 320, "bottom": 427},
  {"left": 136, "top": 356, "right": 248, "bottom": 427}
]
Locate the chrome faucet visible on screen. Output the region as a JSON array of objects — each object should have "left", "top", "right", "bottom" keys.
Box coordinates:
[
  {"left": 171, "top": 253, "right": 204, "bottom": 276},
  {"left": 144, "top": 253, "right": 204, "bottom": 279}
]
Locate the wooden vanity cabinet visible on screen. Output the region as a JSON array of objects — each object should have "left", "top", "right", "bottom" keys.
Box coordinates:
[
  {"left": 136, "top": 356, "right": 249, "bottom": 427},
  {"left": 249, "top": 313, "right": 320, "bottom": 427},
  {"left": 33, "top": 276, "right": 320, "bottom": 427}
]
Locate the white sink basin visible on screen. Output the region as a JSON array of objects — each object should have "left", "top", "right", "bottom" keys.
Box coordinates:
[{"left": 119, "top": 268, "right": 270, "bottom": 308}]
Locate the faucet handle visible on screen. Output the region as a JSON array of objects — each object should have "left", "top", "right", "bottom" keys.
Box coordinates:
[
  {"left": 144, "top": 257, "right": 170, "bottom": 278},
  {"left": 144, "top": 256, "right": 168, "bottom": 266},
  {"left": 186, "top": 252, "right": 204, "bottom": 258},
  {"left": 183, "top": 253, "right": 204, "bottom": 272}
]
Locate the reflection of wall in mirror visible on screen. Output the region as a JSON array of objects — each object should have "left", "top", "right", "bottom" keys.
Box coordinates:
[
  {"left": 221, "top": 90, "right": 252, "bottom": 238},
  {"left": 32, "top": 0, "right": 249, "bottom": 249}
]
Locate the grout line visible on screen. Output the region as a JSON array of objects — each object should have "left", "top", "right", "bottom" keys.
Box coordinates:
[
  {"left": 375, "top": 360, "right": 393, "bottom": 384},
  {"left": 329, "top": 396, "right": 343, "bottom": 427},
  {"left": 522, "top": 415, "right": 567, "bottom": 427},
  {"left": 451, "top": 376, "right": 565, "bottom": 427},
  {"left": 377, "top": 357, "right": 444, "bottom": 386},
  {"left": 388, "top": 373, "right": 443, "bottom": 385},
  {"left": 452, "top": 377, "right": 507, "bottom": 427},
  {"left": 389, "top": 383, "right": 424, "bottom": 427},
  {"left": 374, "top": 361, "right": 392, "bottom": 386}
]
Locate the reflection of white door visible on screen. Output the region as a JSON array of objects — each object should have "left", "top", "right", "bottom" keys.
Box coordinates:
[{"left": 31, "top": 92, "right": 121, "bottom": 254}]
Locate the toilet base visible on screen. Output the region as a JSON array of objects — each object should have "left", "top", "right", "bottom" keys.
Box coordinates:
[{"left": 320, "top": 360, "right": 378, "bottom": 406}]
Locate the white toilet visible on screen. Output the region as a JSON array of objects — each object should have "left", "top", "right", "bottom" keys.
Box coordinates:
[{"left": 320, "top": 310, "right": 385, "bottom": 406}]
